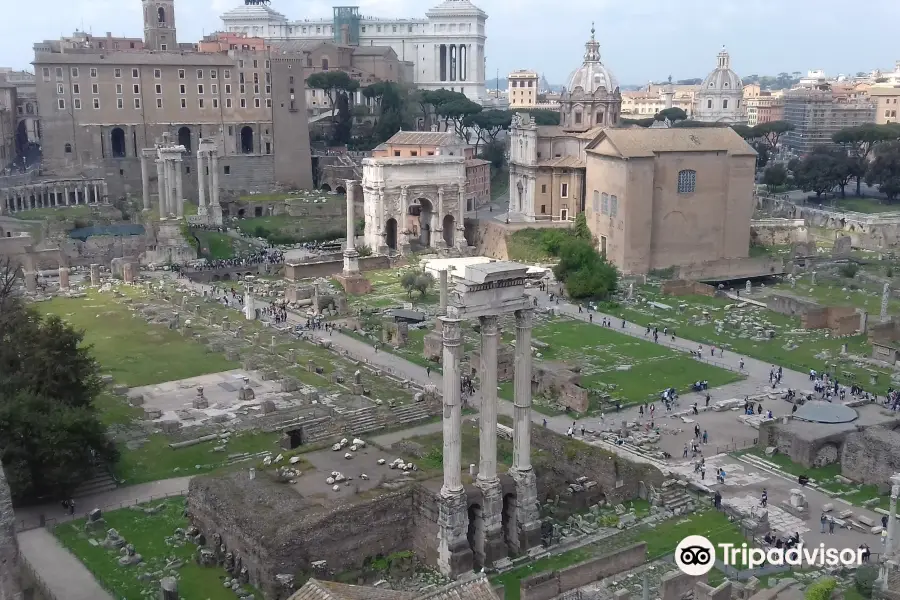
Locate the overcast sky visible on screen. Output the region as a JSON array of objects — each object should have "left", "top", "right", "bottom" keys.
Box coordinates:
[{"left": 3, "top": 0, "right": 899, "bottom": 85}]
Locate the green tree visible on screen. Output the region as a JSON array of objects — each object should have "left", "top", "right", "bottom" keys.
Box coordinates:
[
  {"left": 331, "top": 91, "right": 353, "bottom": 145},
  {"left": 762, "top": 164, "right": 788, "bottom": 192},
  {"left": 833, "top": 123, "right": 900, "bottom": 195},
  {"left": 866, "top": 141, "right": 900, "bottom": 202},
  {"left": 753, "top": 142, "right": 770, "bottom": 170},
  {"left": 306, "top": 71, "right": 359, "bottom": 123},
  {"left": 479, "top": 140, "right": 506, "bottom": 170},
  {"left": 553, "top": 238, "right": 618, "bottom": 300},
  {"left": 574, "top": 212, "right": 591, "bottom": 241},
  {"left": 530, "top": 110, "right": 561, "bottom": 126},
  {"left": 469, "top": 109, "right": 512, "bottom": 154},
  {"left": 804, "top": 578, "right": 836, "bottom": 600},
  {"left": 753, "top": 121, "right": 795, "bottom": 151},
  {"left": 794, "top": 149, "right": 840, "bottom": 199},
  {"left": 0, "top": 261, "right": 118, "bottom": 503},
  {"left": 437, "top": 98, "right": 482, "bottom": 140},
  {"left": 400, "top": 270, "right": 435, "bottom": 299},
  {"left": 731, "top": 124, "right": 757, "bottom": 140},
  {"left": 655, "top": 107, "right": 688, "bottom": 126},
  {"left": 671, "top": 120, "right": 723, "bottom": 128},
  {"left": 620, "top": 117, "right": 655, "bottom": 128}
]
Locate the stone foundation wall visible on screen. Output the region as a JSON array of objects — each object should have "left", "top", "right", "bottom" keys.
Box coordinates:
[
  {"left": 57, "top": 234, "right": 149, "bottom": 267},
  {"left": 519, "top": 543, "right": 647, "bottom": 600},
  {"left": 676, "top": 256, "right": 784, "bottom": 281},
  {"left": 767, "top": 292, "right": 860, "bottom": 335},
  {"left": 750, "top": 219, "right": 808, "bottom": 246},
  {"left": 532, "top": 364, "right": 588, "bottom": 414},
  {"left": 283, "top": 255, "right": 390, "bottom": 281},
  {"left": 757, "top": 420, "right": 851, "bottom": 469},
  {"left": 659, "top": 569, "right": 708, "bottom": 600},
  {"left": 841, "top": 427, "right": 900, "bottom": 485},
  {"left": 660, "top": 279, "right": 716, "bottom": 297}
]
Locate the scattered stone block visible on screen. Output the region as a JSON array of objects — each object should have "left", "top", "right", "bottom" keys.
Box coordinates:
[
  {"left": 858, "top": 515, "right": 875, "bottom": 527},
  {"left": 822, "top": 503, "right": 834, "bottom": 512},
  {"left": 259, "top": 400, "right": 277, "bottom": 415},
  {"left": 143, "top": 408, "right": 162, "bottom": 420}
]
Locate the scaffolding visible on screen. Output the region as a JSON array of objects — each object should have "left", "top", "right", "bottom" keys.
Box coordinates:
[{"left": 333, "top": 7, "right": 361, "bottom": 46}]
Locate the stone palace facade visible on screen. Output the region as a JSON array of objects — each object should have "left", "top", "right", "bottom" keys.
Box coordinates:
[{"left": 220, "top": 0, "right": 488, "bottom": 101}]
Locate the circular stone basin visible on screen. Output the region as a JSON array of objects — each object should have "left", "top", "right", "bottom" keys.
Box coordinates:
[{"left": 793, "top": 401, "right": 858, "bottom": 424}]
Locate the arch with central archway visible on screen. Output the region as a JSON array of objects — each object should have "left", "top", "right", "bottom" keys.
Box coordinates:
[
  {"left": 178, "top": 126, "right": 192, "bottom": 153},
  {"left": 240, "top": 126, "right": 254, "bottom": 154},
  {"left": 110, "top": 127, "right": 126, "bottom": 158}
]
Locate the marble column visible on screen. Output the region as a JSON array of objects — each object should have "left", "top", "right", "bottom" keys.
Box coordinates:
[
  {"left": 197, "top": 151, "right": 206, "bottom": 209},
  {"left": 887, "top": 476, "right": 900, "bottom": 556},
  {"left": 175, "top": 159, "right": 184, "bottom": 218},
  {"left": 478, "top": 314, "right": 500, "bottom": 483},
  {"left": 102, "top": 181, "right": 109, "bottom": 204},
  {"left": 456, "top": 183, "right": 467, "bottom": 249},
  {"left": 211, "top": 153, "right": 220, "bottom": 206},
  {"left": 90, "top": 264, "right": 100, "bottom": 286},
  {"left": 64, "top": 186, "right": 70, "bottom": 206},
  {"left": 140, "top": 153, "right": 151, "bottom": 210},
  {"left": 435, "top": 186, "right": 445, "bottom": 247},
  {"left": 343, "top": 179, "right": 359, "bottom": 275},
  {"left": 439, "top": 269, "right": 448, "bottom": 316},
  {"left": 441, "top": 316, "right": 463, "bottom": 496},
  {"left": 512, "top": 308, "right": 533, "bottom": 471},
  {"left": 83, "top": 185, "right": 89, "bottom": 206},
  {"left": 58, "top": 266, "right": 69, "bottom": 290},
  {"left": 155, "top": 159, "right": 166, "bottom": 216}
]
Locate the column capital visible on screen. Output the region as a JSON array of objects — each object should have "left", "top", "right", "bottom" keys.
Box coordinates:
[
  {"left": 343, "top": 178, "right": 359, "bottom": 188},
  {"left": 515, "top": 308, "right": 533, "bottom": 329},
  {"left": 479, "top": 314, "right": 500, "bottom": 335},
  {"left": 440, "top": 317, "right": 462, "bottom": 346}
]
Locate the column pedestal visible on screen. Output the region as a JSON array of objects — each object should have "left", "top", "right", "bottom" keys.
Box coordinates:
[
  {"left": 436, "top": 489, "right": 473, "bottom": 577},
  {"left": 507, "top": 467, "right": 541, "bottom": 555},
  {"left": 58, "top": 267, "right": 70, "bottom": 290},
  {"left": 90, "top": 264, "right": 100, "bottom": 286},
  {"left": 23, "top": 271, "right": 36, "bottom": 293},
  {"left": 473, "top": 478, "right": 507, "bottom": 568}
]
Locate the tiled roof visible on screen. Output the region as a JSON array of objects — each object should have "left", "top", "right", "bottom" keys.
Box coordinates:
[
  {"left": 535, "top": 125, "right": 566, "bottom": 137},
  {"left": 537, "top": 156, "right": 585, "bottom": 168},
  {"left": 386, "top": 131, "right": 464, "bottom": 146},
  {"left": 465, "top": 158, "right": 491, "bottom": 167},
  {"left": 288, "top": 575, "right": 499, "bottom": 600},
  {"left": 588, "top": 127, "right": 757, "bottom": 158},
  {"left": 417, "top": 575, "right": 500, "bottom": 600}
]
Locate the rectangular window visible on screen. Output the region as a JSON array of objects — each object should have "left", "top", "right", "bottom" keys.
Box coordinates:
[
  {"left": 541, "top": 184, "right": 547, "bottom": 193},
  {"left": 210, "top": 70, "right": 217, "bottom": 79},
  {"left": 265, "top": 85, "right": 271, "bottom": 94},
  {"left": 198, "top": 84, "right": 204, "bottom": 94},
  {"left": 610, "top": 195, "right": 618, "bottom": 217},
  {"left": 57, "top": 98, "right": 65, "bottom": 110},
  {"left": 93, "top": 98, "right": 100, "bottom": 109},
  {"left": 601, "top": 193, "right": 609, "bottom": 215},
  {"left": 240, "top": 98, "right": 246, "bottom": 108},
  {"left": 265, "top": 60, "right": 270, "bottom": 69},
  {"left": 134, "top": 98, "right": 141, "bottom": 109},
  {"left": 254, "top": 97, "right": 260, "bottom": 108},
  {"left": 593, "top": 190, "right": 600, "bottom": 212},
  {"left": 72, "top": 83, "right": 80, "bottom": 94},
  {"left": 156, "top": 98, "right": 163, "bottom": 108},
  {"left": 71, "top": 67, "right": 79, "bottom": 77},
  {"left": 42, "top": 67, "right": 50, "bottom": 80},
  {"left": 225, "top": 84, "right": 232, "bottom": 94},
  {"left": 239, "top": 60, "right": 244, "bottom": 69},
  {"left": 133, "top": 84, "right": 140, "bottom": 94},
  {"left": 56, "top": 83, "right": 64, "bottom": 94},
  {"left": 677, "top": 169, "right": 697, "bottom": 194},
  {"left": 154, "top": 69, "right": 162, "bottom": 79},
  {"left": 179, "top": 84, "right": 186, "bottom": 94},
  {"left": 240, "top": 84, "right": 245, "bottom": 94},
  {"left": 266, "top": 98, "right": 271, "bottom": 108},
  {"left": 199, "top": 98, "right": 205, "bottom": 109},
  {"left": 92, "top": 83, "right": 99, "bottom": 94},
  {"left": 155, "top": 84, "right": 162, "bottom": 94},
  {"left": 90, "top": 68, "right": 97, "bottom": 78},
  {"left": 56, "top": 67, "right": 63, "bottom": 79},
  {"left": 132, "top": 68, "right": 139, "bottom": 78},
  {"left": 160, "top": 44, "right": 167, "bottom": 51},
  {"left": 410, "top": 151, "right": 418, "bottom": 156},
  {"left": 180, "top": 98, "right": 186, "bottom": 108},
  {"left": 197, "top": 69, "right": 203, "bottom": 79},
  {"left": 226, "top": 98, "right": 232, "bottom": 108},
  {"left": 560, "top": 183, "right": 569, "bottom": 198},
  {"left": 224, "top": 69, "right": 231, "bottom": 79},
  {"left": 253, "top": 73, "right": 259, "bottom": 84},
  {"left": 254, "top": 84, "right": 259, "bottom": 94},
  {"left": 73, "top": 98, "right": 82, "bottom": 110},
  {"left": 117, "top": 98, "right": 123, "bottom": 109},
  {"left": 213, "top": 98, "right": 219, "bottom": 108},
  {"left": 178, "top": 69, "right": 185, "bottom": 79},
  {"left": 211, "top": 84, "right": 218, "bottom": 94},
  {"left": 239, "top": 72, "right": 245, "bottom": 84},
  {"left": 116, "top": 84, "right": 123, "bottom": 95}
]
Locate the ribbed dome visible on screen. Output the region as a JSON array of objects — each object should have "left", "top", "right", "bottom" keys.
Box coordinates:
[
  {"left": 701, "top": 46, "right": 741, "bottom": 94},
  {"left": 565, "top": 26, "right": 618, "bottom": 94}
]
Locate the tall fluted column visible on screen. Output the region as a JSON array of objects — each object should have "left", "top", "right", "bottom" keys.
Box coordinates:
[
  {"left": 175, "top": 159, "right": 184, "bottom": 218},
  {"left": 439, "top": 269, "right": 448, "bottom": 316},
  {"left": 211, "top": 153, "right": 220, "bottom": 206},
  {"left": 155, "top": 159, "right": 165, "bottom": 215},
  {"left": 440, "top": 316, "right": 463, "bottom": 496},
  {"left": 513, "top": 308, "right": 533, "bottom": 471},
  {"left": 64, "top": 186, "right": 70, "bottom": 206},
  {"left": 344, "top": 180, "right": 355, "bottom": 250},
  {"left": 197, "top": 151, "right": 206, "bottom": 208},
  {"left": 140, "top": 153, "right": 150, "bottom": 210},
  {"left": 478, "top": 315, "right": 500, "bottom": 483}
]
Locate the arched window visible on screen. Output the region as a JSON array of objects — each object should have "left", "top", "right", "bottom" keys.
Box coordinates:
[
  {"left": 601, "top": 192, "right": 609, "bottom": 215},
  {"left": 574, "top": 111, "right": 582, "bottom": 124},
  {"left": 157, "top": 6, "right": 166, "bottom": 24},
  {"left": 592, "top": 190, "right": 600, "bottom": 212},
  {"left": 610, "top": 195, "right": 618, "bottom": 217},
  {"left": 677, "top": 170, "right": 696, "bottom": 194},
  {"left": 723, "top": 99, "right": 729, "bottom": 109},
  {"left": 707, "top": 99, "right": 712, "bottom": 109},
  {"left": 596, "top": 111, "right": 604, "bottom": 124},
  {"left": 64, "top": 143, "right": 72, "bottom": 154},
  {"left": 321, "top": 57, "right": 329, "bottom": 71}
]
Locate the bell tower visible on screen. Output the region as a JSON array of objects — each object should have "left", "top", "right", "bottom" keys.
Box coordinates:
[{"left": 143, "top": 0, "right": 178, "bottom": 51}]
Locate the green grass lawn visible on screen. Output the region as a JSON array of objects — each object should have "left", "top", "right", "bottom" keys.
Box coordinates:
[
  {"left": 36, "top": 291, "right": 237, "bottom": 387},
  {"left": 237, "top": 213, "right": 344, "bottom": 244},
  {"left": 343, "top": 267, "right": 439, "bottom": 310},
  {"left": 770, "top": 276, "right": 900, "bottom": 318},
  {"left": 506, "top": 228, "right": 569, "bottom": 263},
  {"left": 602, "top": 289, "right": 886, "bottom": 393},
  {"left": 492, "top": 510, "right": 746, "bottom": 600},
  {"left": 115, "top": 431, "right": 282, "bottom": 485},
  {"left": 193, "top": 230, "right": 251, "bottom": 260},
  {"left": 829, "top": 196, "right": 900, "bottom": 214},
  {"left": 54, "top": 497, "right": 260, "bottom": 600},
  {"left": 499, "top": 318, "right": 742, "bottom": 413}
]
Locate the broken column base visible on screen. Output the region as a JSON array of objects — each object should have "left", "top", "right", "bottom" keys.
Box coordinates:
[
  {"left": 334, "top": 272, "right": 372, "bottom": 295},
  {"left": 436, "top": 489, "right": 473, "bottom": 578},
  {"left": 508, "top": 467, "right": 541, "bottom": 556},
  {"left": 475, "top": 478, "right": 508, "bottom": 568}
]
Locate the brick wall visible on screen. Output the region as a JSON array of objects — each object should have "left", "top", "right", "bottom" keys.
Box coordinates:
[
  {"left": 842, "top": 427, "right": 900, "bottom": 485},
  {"left": 660, "top": 279, "right": 716, "bottom": 297},
  {"left": 283, "top": 255, "right": 390, "bottom": 281},
  {"left": 519, "top": 543, "right": 647, "bottom": 600}
]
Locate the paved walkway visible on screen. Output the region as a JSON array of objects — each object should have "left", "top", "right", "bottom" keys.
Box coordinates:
[{"left": 18, "top": 528, "right": 114, "bottom": 600}]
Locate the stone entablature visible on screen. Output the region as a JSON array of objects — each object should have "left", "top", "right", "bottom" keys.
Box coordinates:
[{"left": 1, "top": 178, "right": 108, "bottom": 214}]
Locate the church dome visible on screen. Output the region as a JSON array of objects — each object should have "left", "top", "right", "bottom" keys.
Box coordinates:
[
  {"left": 565, "top": 26, "right": 618, "bottom": 95},
  {"left": 700, "top": 46, "right": 742, "bottom": 94}
]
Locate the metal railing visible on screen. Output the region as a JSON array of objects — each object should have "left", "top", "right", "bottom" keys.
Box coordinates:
[{"left": 15, "top": 489, "right": 188, "bottom": 532}]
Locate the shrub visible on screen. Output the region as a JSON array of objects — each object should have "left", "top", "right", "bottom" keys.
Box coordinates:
[
  {"left": 554, "top": 238, "right": 619, "bottom": 300},
  {"left": 805, "top": 578, "right": 836, "bottom": 600},
  {"left": 855, "top": 566, "right": 878, "bottom": 598},
  {"left": 839, "top": 262, "right": 859, "bottom": 278}
]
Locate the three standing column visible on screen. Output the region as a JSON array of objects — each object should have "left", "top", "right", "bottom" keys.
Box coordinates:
[
  {"left": 175, "top": 159, "right": 184, "bottom": 218},
  {"left": 155, "top": 159, "right": 166, "bottom": 216},
  {"left": 197, "top": 151, "right": 206, "bottom": 210}
]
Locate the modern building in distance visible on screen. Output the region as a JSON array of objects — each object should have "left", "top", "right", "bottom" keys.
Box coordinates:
[
  {"left": 742, "top": 85, "right": 784, "bottom": 127},
  {"left": 869, "top": 85, "right": 900, "bottom": 124},
  {"left": 220, "top": 0, "right": 488, "bottom": 101},
  {"left": 694, "top": 47, "right": 745, "bottom": 124},
  {"left": 0, "top": 79, "right": 16, "bottom": 166},
  {"left": 508, "top": 70, "right": 538, "bottom": 108},
  {"left": 620, "top": 84, "right": 695, "bottom": 118},
  {"left": 782, "top": 89, "right": 876, "bottom": 155},
  {"left": 198, "top": 31, "right": 269, "bottom": 53},
  {"left": 32, "top": 30, "right": 146, "bottom": 54},
  {"left": 32, "top": 0, "right": 313, "bottom": 197}
]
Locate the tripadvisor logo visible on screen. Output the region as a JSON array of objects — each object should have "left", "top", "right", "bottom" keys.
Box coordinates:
[{"left": 675, "top": 535, "right": 866, "bottom": 576}]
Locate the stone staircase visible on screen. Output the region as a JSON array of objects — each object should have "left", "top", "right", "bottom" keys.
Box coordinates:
[
  {"left": 656, "top": 479, "right": 698, "bottom": 515},
  {"left": 345, "top": 406, "right": 388, "bottom": 436},
  {"left": 73, "top": 468, "right": 118, "bottom": 498},
  {"left": 391, "top": 403, "right": 434, "bottom": 427}
]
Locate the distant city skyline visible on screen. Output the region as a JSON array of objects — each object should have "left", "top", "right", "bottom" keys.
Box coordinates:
[{"left": 3, "top": 0, "right": 899, "bottom": 87}]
